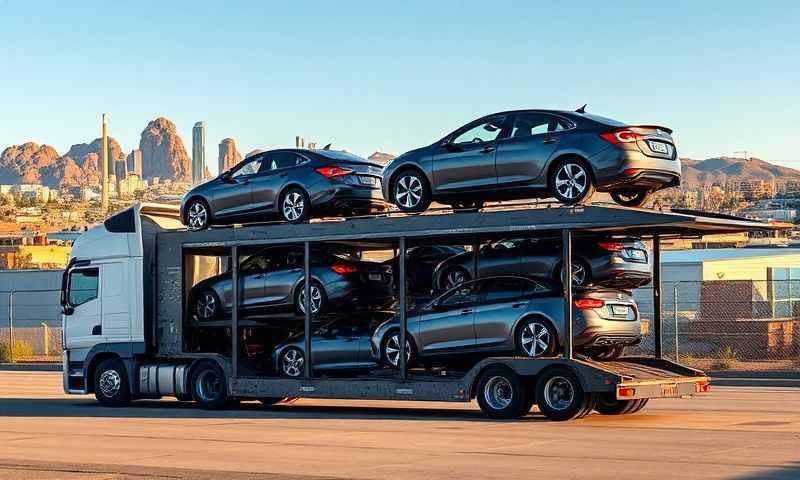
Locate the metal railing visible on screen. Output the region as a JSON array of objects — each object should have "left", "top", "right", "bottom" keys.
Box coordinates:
[{"left": 0, "top": 289, "right": 62, "bottom": 363}]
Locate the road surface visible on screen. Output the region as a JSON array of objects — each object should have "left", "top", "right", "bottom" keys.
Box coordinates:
[{"left": 0, "top": 371, "right": 798, "bottom": 479}]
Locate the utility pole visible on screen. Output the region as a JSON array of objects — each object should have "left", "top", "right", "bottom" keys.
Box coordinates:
[{"left": 101, "top": 113, "right": 109, "bottom": 213}]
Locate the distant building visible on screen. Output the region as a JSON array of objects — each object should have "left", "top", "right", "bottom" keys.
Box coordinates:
[
  {"left": 741, "top": 208, "right": 797, "bottom": 223},
  {"left": 128, "top": 149, "right": 143, "bottom": 176},
  {"left": 730, "top": 180, "right": 774, "bottom": 200},
  {"left": 114, "top": 158, "right": 127, "bottom": 180},
  {"left": 192, "top": 121, "right": 206, "bottom": 184},
  {"left": 784, "top": 180, "right": 800, "bottom": 198}
]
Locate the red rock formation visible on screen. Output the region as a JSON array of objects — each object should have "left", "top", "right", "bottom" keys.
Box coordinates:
[
  {"left": 218, "top": 138, "right": 242, "bottom": 172},
  {"left": 139, "top": 117, "right": 191, "bottom": 181}
]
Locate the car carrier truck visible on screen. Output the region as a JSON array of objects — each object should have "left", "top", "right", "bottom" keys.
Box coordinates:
[{"left": 61, "top": 202, "right": 775, "bottom": 420}]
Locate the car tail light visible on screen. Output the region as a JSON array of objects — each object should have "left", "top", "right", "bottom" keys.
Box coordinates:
[
  {"left": 331, "top": 264, "right": 358, "bottom": 275},
  {"left": 618, "top": 387, "right": 636, "bottom": 398},
  {"left": 598, "top": 241, "right": 624, "bottom": 252},
  {"left": 599, "top": 129, "right": 642, "bottom": 144},
  {"left": 623, "top": 168, "right": 642, "bottom": 176},
  {"left": 574, "top": 298, "right": 605, "bottom": 309},
  {"left": 316, "top": 166, "right": 353, "bottom": 178}
]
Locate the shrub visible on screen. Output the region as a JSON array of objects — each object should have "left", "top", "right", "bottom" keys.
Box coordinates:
[
  {"left": 0, "top": 340, "right": 35, "bottom": 362},
  {"left": 711, "top": 345, "right": 738, "bottom": 370}
]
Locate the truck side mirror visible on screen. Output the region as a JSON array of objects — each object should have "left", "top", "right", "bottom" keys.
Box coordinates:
[{"left": 62, "top": 305, "right": 75, "bottom": 316}]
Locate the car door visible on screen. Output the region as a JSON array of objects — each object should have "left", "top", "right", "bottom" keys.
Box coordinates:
[
  {"left": 311, "top": 322, "right": 360, "bottom": 370},
  {"left": 431, "top": 115, "right": 508, "bottom": 192},
  {"left": 472, "top": 277, "right": 526, "bottom": 348},
  {"left": 417, "top": 281, "right": 480, "bottom": 353},
  {"left": 63, "top": 267, "right": 101, "bottom": 350},
  {"left": 237, "top": 253, "right": 268, "bottom": 309},
  {"left": 263, "top": 247, "right": 305, "bottom": 310},
  {"left": 249, "top": 151, "right": 308, "bottom": 214},
  {"left": 476, "top": 240, "right": 523, "bottom": 277},
  {"left": 494, "top": 113, "right": 573, "bottom": 186},
  {"left": 212, "top": 154, "right": 265, "bottom": 218},
  {"left": 517, "top": 238, "right": 558, "bottom": 277}
]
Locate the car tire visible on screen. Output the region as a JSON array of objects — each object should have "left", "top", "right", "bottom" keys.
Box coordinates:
[
  {"left": 185, "top": 198, "right": 211, "bottom": 230},
  {"left": 280, "top": 188, "right": 311, "bottom": 223},
  {"left": 381, "top": 330, "right": 415, "bottom": 369},
  {"left": 610, "top": 190, "right": 652, "bottom": 208},
  {"left": 549, "top": 158, "right": 596, "bottom": 205},
  {"left": 475, "top": 366, "right": 530, "bottom": 419},
  {"left": 594, "top": 394, "right": 644, "bottom": 415},
  {"left": 279, "top": 347, "right": 305, "bottom": 377},
  {"left": 94, "top": 358, "right": 131, "bottom": 407},
  {"left": 535, "top": 366, "right": 589, "bottom": 421},
  {"left": 515, "top": 317, "right": 557, "bottom": 358},
  {"left": 589, "top": 345, "right": 625, "bottom": 361},
  {"left": 392, "top": 170, "right": 431, "bottom": 213},
  {"left": 191, "top": 361, "right": 230, "bottom": 410},
  {"left": 294, "top": 280, "right": 327, "bottom": 317},
  {"left": 558, "top": 259, "right": 592, "bottom": 287},
  {"left": 194, "top": 289, "right": 220, "bottom": 321},
  {"left": 439, "top": 266, "right": 470, "bottom": 292}
]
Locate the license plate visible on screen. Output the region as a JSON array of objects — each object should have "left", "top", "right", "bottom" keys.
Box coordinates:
[
  {"left": 369, "top": 273, "right": 383, "bottom": 281},
  {"left": 648, "top": 140, "right": 670, "bottom": 154},
  {"left": 359, "top": 176, "right": 378, "bottom": 186},
  {"left": 611, "top": 305, "right": 629, "bottom": 316},
  {"left": 660, "top": 383, "right": 679, "bottom": 397}
]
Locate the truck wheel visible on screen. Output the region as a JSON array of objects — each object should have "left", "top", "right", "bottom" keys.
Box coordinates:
[
  {"left": 535, "top": 367, "right": 589, "bottom": 421},
  {"left": 594, "top": 394, "right": 643, "bottom": 415},
  {"left": 191, "top": 361, "right": 229, "bottom": 410},
  {"left": 475, "top": 366, "right": 529, "bottom": 419},
  {"left": 94, "top": 358, "right": 131, "bottom": 407}
]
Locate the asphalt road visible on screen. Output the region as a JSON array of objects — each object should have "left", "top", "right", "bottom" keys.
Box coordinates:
[{"left": 0, "top": 371, "right": 798, "bottom": 480}]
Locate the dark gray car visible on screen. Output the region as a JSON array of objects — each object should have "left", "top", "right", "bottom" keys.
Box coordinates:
[
  {"left": 182, "top": 149, "right": 386, "bottom": 230},
  {"left": 432, "top": 237, "right": 651, "bottom": 292},
  {"left": 381, "top": 108, "right": 679, "bottom": 211},
  {"left": 372, "top": 276, "right": 641, "bottom": 366}
]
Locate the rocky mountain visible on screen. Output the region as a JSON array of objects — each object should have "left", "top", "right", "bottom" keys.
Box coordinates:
[
  {"left": 680, "top": 156, "right": 800, "bottom": 187},
  {"left": 139, "top": 117, "right": 191, "bottom": 182},
  {"left": 39, "top": 156, "right": 84, "bottom": 188},
  {"left": 368, "top": 152, "right": 395, "bottom": 165},
  {"left": 0, "top": 142, "right": 60, "bottom": 183},
  {"left": 218, "top": 138, "right": 242, "bottom": 172}
]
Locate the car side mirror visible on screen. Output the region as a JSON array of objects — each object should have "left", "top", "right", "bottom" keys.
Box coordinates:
[
  {"left": 430, "top": 302, "right": 446, "bottom": 312},
  {"left": 62, "top": 305, "right": 74, "bottom": 316}
]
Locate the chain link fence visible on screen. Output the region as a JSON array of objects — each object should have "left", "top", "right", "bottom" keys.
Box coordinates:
[{"left": 0, "top": 290, "right": 62, "bottom": 363}]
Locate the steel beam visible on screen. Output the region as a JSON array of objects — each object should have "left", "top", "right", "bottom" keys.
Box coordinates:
[
  {"left": 562, "top": 229, "right": 573, "bottom": 360},
  {"left": 304, "top": 241, "right": 312, "bottom": 379},
  {"left": 231, "top": 246, "right": 239, "bottom": 379},
  {"left": 653, "top": 235, "right": 663, "bottom": 359},
  {"left": 399, "top": 237, "right": 407, "bottom": 380}
]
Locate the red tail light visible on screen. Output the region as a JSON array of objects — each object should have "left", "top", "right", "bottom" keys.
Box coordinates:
[
  {"left": 600, "top": 129, "right": 642, "bottom": 144},
  {"left": 574, "top": 298, "right": 605, "bottom": 309},
  {"left": 316, "top": 166, "right": 353, "bottom": 178},
  {"left": 331, "top": 264, "right": 358, "bottom": 275},
  {"left": 598, "top": 241, "right": 624, "bottom": 252},
  {"left": 623, "top": 168, "right": 642, "bottom": 176},
  {"left": 618, "top": 387, "right": 636, "bottom": 398},
  {"left": 696, "top": 380, "right": 711, "bottom": 393}
]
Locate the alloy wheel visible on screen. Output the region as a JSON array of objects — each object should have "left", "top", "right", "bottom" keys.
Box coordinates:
[
  {"left": 98, "top": 369, "right": 121, "bottom": 398},
  {"left": 196, "top": 292, "right": 216, "bottom": 319},
  {"left": 281, "top": 349, "right": 304, "bottom": 377},
  {"left": 520, "top": 321, "right": 551, "bottom": 357},
  {"left": 484, "top": 376, "right": 514, "bottom": 411},
  {"left": 283, "top": 192, "right": 305, "bottom": 221},
  {"left": 385, "top": 333, "right": 412, "bottom": 367},
  {"left": 571, "top": 262, "right": 586, "bottom": 286},
  {"left": 543, "top": 376, "right": 575, "bottom": 411},
  {"left": 395, "top": 175, "right": 423, "bottom": 209},
  {"left": 554, "top": 163, "right": 588, "bottom": 200},
  {"left": 298, "top": 285, "right": 323, "bottom": 315},
  {"left": 187, "top": 201, "right": 208, "bottom": 230},
  {"left": 443, "top": 269, "right": 467, "bottom": 290}
]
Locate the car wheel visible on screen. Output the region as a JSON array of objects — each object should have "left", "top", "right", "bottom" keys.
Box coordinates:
[
  {"left": 393, "top": 170, "right": 431, "bottom": 213},
  {"left": 516, "top": 317, "right": 556, "bottom": 358},
  {"left": 558, "top": 259, "right": 591, "bottom": 287},
  {"left": 594, "top": 394, "right": 646, "bottom": 415},
  {"left": 279, "top": 347, "right": 305, "bottom": 377},
  {"left": 439, "top": 266, "right": 470, "bottom": 291},
  {"left": 185, "top": 198, "right": 211, "bottom": 230},
  {"left": 194, "top": 289, "right": 219, "bottom": 320},
  {"left": 535, "top": 367, "right": 593, "bottom": 421},
  {"left": 280, "top": 188, "right": 311, "bottom": 223},
  {"left": 94, "top": 358, "right": 131, "bottom": 407},
  {"left": 295, "top": 281, "right": 327, "bottom": 316},
  {"left": 191, "top": 361, "right": 229, "bottom": 410},
  {"left": 589, "top": 345, "right": 625, "bottom": 361},
  {"left": 475, "top": 366, "right": 530, "bottom": 419},
  {"left": 382, "top": 330, "right": 415, "bottom": 368},
  {"left": 611, "top": 190, "right": 652, "bottom": 208},
  {"left": 549, "top": 158, "right": 596, "bottom": 205}
]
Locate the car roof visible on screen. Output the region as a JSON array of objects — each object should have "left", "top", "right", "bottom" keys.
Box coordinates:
[{"left": 471, "top": 109, "right": 625, "bottom": 126}]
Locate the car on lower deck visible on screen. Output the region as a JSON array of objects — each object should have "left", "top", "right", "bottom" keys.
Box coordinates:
[
  {"left": 372, "top": 276, "right": 641, "bottom": 367},
  {"left": 182, "top": 148, "right": 387, "bottom": 230},
  {"left": 381, "top": 108, "right": 679, "bottom": 212},
  {"left": 432, "top": 236, "right": 650, "bottom": 292}
]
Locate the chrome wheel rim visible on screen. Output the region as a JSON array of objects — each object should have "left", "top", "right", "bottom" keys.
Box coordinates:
[
  {"left": 385, "top": 333, "right": 411, "bottom": 367},
  {"left": 395, "top": 175, "right": 423, "bottom": 208},
  {"left": 196, "top": 292, "right": 216, "bottom": 319},
  {"left": 543, "top": 376, "right": 575, "bottom": 411},
  {"left": 281, "top": 349, "right": 304, "bottom": 377},
  {"left": 520, "top": 321, "right": 551, "bottom": 357},
  {"left": 444, "top": 269, "right": 467, "bottom": 290},
  {"left": 571, "top": 262, "right": 586, "bottom": 285},
  {"left": 555, "top": 163, "right": 587, "bottom": 199},
  {"left": 298, "top": 285, "right": 323, "bottom": 314},
  {"left": 196, "top": 369, "right": 222, "bottom": 402},
  {"left": 99, "top": 369, "right": 121, "bottom": 398},
  {"left": 484, "top": 376, "right": 513, "bottom": 411},
  {"left": 283, "top": 192, "right": 305, "bottom": 221},
  {"left": 187, "top": 202, "right": 208, "bottom": 230}
]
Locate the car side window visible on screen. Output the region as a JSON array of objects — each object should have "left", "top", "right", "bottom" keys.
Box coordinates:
[
  {"left": 241, "top": 254, "right": 269, "bottom": 273},
  {"left": 231, "top": 156, "right": 263, "bottom": 178},
  {"left": 452, "top": 117, "right": 505, "bottom": 145},
  {"left": 439, "top": 282, "right": 479, "bottom": 308},
  {"left": 510, "top": 113, "right": 554, "bottom": 138},
  {"left": 68, "top": 268, "right": 99, "bottom": 306},
  {"left": 261, "top": 152, "right": 307, "bottom": 172},
  {"left": 479, "top": 277, "right": 524, "bottom": 303},
  {"left": 522, "top": 279, "right": 553, "bottom": 296}
]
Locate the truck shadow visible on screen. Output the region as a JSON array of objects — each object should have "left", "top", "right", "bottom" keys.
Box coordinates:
[{"left": 0, "top": 397, "right": 550, "bottom": 423}]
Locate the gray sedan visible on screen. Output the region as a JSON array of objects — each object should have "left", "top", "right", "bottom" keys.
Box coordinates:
[{"left": 372, "top": 276, "right": 642, "bottom": 366}]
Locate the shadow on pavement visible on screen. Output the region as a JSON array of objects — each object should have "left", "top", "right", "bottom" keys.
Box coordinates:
[
  {"left": 0, "top": 397, "right": 550, "bottom": 423},
  {"left": 733, "top": 462, "right": 800, "bottom": 480}
]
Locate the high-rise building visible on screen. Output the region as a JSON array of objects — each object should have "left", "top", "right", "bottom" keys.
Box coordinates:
[
  {"left": 114, "top": 158, "right": 127, "bottom": 180},
  {"left": 192, "top": 121, "right": 206, "bottom": 184},
  {"left": 128, "top": 149, "right": 142, "bottom": 176}
]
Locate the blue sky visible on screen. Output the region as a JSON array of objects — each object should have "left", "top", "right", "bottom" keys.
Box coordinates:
[{"left": 1, "top": 1, "right": 799, "bottom": 174}]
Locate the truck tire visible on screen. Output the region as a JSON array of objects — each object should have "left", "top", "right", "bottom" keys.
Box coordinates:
[
  {"left": 191, "top": 361, "right": 229, "bottom": 410},
  {"left": 475, "top": 366, "right": 530, "bottom": 419},
  {"left": 94, "top": 358, "right": 131, "bottom": 407},
  {"left": 594, "top": 394, "right": 644, "bottom": 415},
  {"left": 535, "top": 366, "right": 590, "bottom": 421}
]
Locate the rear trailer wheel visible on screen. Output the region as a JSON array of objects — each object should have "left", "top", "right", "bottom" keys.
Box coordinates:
[
  {"left": 94, "top": 358, "right": 131, "bottom": 407},
  {"left": 535, "top": 367, "right": 589, "bottom": 421},
  {"left": 475, "top": 367, "right": 530, "bottom": 419},
  {"left": 549, "top": 158, "right": 596, "bottom": 205},
  {"left": 192, "top": 361, "right": 229, "bottom": 410},
  {"left": 594, "top": 394, "right": 645, "bottom": 415},
  {"left": 610, "top": 190, "right": 652, "bottom": 208}
]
